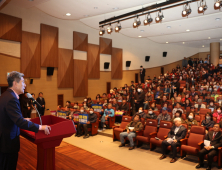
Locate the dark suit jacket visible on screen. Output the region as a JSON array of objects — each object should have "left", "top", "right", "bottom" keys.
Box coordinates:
[
  {"left": 140, "top": 68, "right": 145, "bottom": 76},
  {"left": 206, "top": 131, "right": 222, "bottom": 149},
  {"left": 0, "top": 89, "right": 39, "bottom": 153},
  {"left": 135, "top": 92, "right": 145, "bottom": 104},
  {"left": 167, "top": 125, "right": 187, "bottom": 143},
  {"left": 36, "top": 97, "right": 45, "bottom": 114}
]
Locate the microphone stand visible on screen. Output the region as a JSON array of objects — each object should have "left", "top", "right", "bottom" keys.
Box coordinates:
[{"left": 32, "top": 102, "right": 42, "bottom": 125}]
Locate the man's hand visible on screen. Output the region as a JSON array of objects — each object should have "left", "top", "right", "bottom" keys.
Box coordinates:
[
  {"left": 39, "top": 125, "right": 51, "bottom": 135},
  {"left": 127, "top": 129, "right": 130, "bottom": 134},
  {"left": 24, "top": 118, "right": 31, "bottom": 121},
  {"left": 173, "top": 139, "right": 177, "bottom": 143},
  {"left": 166, "top": 138, "right": 170, "bottom": 141},
  {"left": 204, "top": 146, "right": 211, "bottom": 150},
  {"left": 42, "top": 105, "right": 45, "bottom": 108}
]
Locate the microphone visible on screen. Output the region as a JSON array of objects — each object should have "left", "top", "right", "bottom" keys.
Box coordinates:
[{"left": 26, "top": 93, "right": 42, "bottom": 108}]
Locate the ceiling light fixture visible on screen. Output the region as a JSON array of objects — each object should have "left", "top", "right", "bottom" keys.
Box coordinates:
[
  {"left": 208, "top": 37, "right": 211, "bottom": 39},
  {"left": 202, "top": 45, "right": 205, "bottom": 47},
  {"left": 107, "top": 24, "right": 113, "bottom": 34},
  {"left": 166, "top": 42, "right": 169, "bottom": 43},
  {"left": 183, "top": 42, "right": 185, "bottom": 44},
  {"left": 182, "top": 3, "right": 192, "bottom": 16},
  {"left": 186, "top": 29, "right": 190, "bottom": 31},
  {"left": 138, "top": 36, "right": 142, "bottom": 38},
  {"left": 133, "top": 16, "right": 141, "bottom": 28},
  {"left": 156, "top": 9, "right": 164, "bottom": 23},
  {"left": 115, "top": 22, "right": 121, "bottom": 32},
  {"left": 66, "top": 13, "right": 71, "bottom": 16},
  {"left": 144, "top": 12, "right": 153, "bottom": 25},
  {"left": 198, "top": 0, "right": 207, "bottom": 13},
  {"left": 214, "top": 0, "right": 222, "bottom": 8},
  {"left": 99, "top": 27, "right": 105, "bottom": 36},
  {"left": 220, "top": 39, "right": 222, "bottom": 41}
]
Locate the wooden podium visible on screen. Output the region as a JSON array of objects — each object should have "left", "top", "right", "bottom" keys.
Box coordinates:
[{"left": 20, "top": 115, "right": 76, "bottom": 170}]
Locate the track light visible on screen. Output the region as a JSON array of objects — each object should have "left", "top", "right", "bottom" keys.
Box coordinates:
[
  {"left": 198, "top": 0, "right": 207, "bottom": 13},
  {"left": 155, "top": 10, "right": 164, "bottom": 22},
  {"left": 99, "top": 27, "right": 105, "bottom": 36},
  {"left": 214, "top": 0, "right": 222, "bottom": 8},
  {"left": 133, "top": 16, "right": 141, "bottom": 28},
  {"left": 182, "top": 3, "right": 192, "bottom": 16},
  {"left": 107, "top": 24, "right": 113, "bottom": 34},
  {"left": 115, "top": 22, "right": 121, "bottom": 32},
  {"left": 144, "top": 13, "right": 153, "bottom": 25}
]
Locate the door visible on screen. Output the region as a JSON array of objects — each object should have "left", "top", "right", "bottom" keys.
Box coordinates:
[
  {"left": 57, "top": 94, "right": 64, "bottom": 107},
  {"left": 135, "top": 73, "right": 139, "bottom": 83},
  {"left": 161, "top": 67, "right": 164, "bottom": 75},
  {"left": 107, "top": 82, "right": 111, "bottom": 94}
]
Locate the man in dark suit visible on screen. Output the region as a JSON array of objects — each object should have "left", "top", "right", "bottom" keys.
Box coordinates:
[
  {"left": 21, "top": 92, "right": 32, "bottom": 118},
  {"left": 36, "top": 92, "right": 45, "bottom": 116},
  {"left": 134, "top": 87, "right": 145, "bottom": 113},
  {"left": 140, "top": 65, "right": 145, "bottom": 83},
  {"left": 0, "top": 71, "right": 51, "bottom": 170},
  {"left": 171, "top": 78, "right": 180, "bottom": 98},
  {"left": 159, "top": 117, "right": 187, "bottom": 163},
  {"left": 196, "top": 124, "right": 222, "bottom": 170}
]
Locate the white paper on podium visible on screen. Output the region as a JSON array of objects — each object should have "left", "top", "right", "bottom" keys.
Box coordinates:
[
  {"left": 204, "top": 140, "right": 211, "bottom": 147},
  {"left": 128, "top": 127, "right": 134, "bottom": 130}
]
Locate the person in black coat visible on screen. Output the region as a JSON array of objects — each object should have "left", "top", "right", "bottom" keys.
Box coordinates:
[
  {"left": 196, "top": 124, "right": 222, "bottom": 170},
  {"left": 36, "top": 92, "right": 45, "bottom": 116},
  {"left": 140, "top": 65, "right": 146, "bottom": 83},
  {"left": 171, "top": 78, "right": 180, "bottom": 98},
  {"left": 134, "top": 87, "right": 145, "bottom": 112},
  {"left": 0, "top": 71, "right": 51, "bottom": 170},
  {"left": 159, "top": 117, "right": 187, "bottom": 163},
  {"left": 21, "top": 92, "right": 32, "bottom": 118}
]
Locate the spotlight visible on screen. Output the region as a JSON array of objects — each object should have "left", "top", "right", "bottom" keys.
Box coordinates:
[
  {"left": 198, "top": 0, "right": 207, "bottom": 13},
  {"left": 214, "top": 0, "right": 222, "bottom": 8},
  {"left": 144, "top": 13, "right": 153, "bottom": 25},
  {"left": 107, "top": 25, "right": 113, "bottom": 34},
  {"left": 155, "top": 10, "right": 164, "bottom": 22},
  {"left": 99, "top": 27, "right": 105, "bottom": 36},
  {"left": 133, "top": 16, "right": 141, "bottom": 28},
  {"left": 182, "top": 3, "right": 192, "bottom": 16},
  {"left": 115, "top": 22, "right": 121, "bottom": 32}
]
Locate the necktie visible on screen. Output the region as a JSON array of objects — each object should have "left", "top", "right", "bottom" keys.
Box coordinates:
[{"left": 212, "top": 132, "right": 216, "bottom": 140}]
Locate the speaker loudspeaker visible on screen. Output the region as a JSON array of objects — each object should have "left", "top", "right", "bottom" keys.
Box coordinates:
[
  {"left": 47, "top": 67, "right": 54, "bottom": 76},
  {"left": 163, "top": 52, "right": 167, "bottom": 57},
  {"left": 104, "top": 62, "right": 110, "bottom": 69},
  {"left": 126, "top": 61, "right": 131, "bottom": 67},
  {"left": 145, "top": 56, "right": 150, "bottom": 62}
]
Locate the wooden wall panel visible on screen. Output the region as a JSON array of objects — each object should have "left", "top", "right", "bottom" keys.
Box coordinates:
[
  {"left": 100, "top": 37, "right": 112, "bottom": 55},
  {"left": 87, "top": 44, "right": 100, "bottom": 79},
  {"left": 73, "top": 31, "right": 88, "bottom": 52},
  {"left": 21, "top": 31, "right": 41, "bottom": 78},
  {"left": 58, "top": 48, "right": 74, "bottom": 88},
  {"left": 73, "top": 60, "right": 88, "bottom": 97},
  {"left": 0, "top": 13, "right": 22, "bottom": 42},
  {"left": 40, "top": 24, "right": 58, "bottom": 67},
  {"left": 111, "top": 48, "right": 122, "bottom": 79}
]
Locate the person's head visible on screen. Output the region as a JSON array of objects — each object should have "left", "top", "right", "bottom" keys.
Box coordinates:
[
  {"left": 194, "top": 94, "right": 199, "bottom": 100},
  {"left": 163, "top": 103, "right": 168, "bottom": 108},
  {"left": 96, "top": 94, "right": 100, "bottom": 99},
  {"left": 156, "top": 86, "right": 160, "bottom": 91},
  {"left": 176, "top": 97, "right": 181, "bottom": 102},
  {"left": 89, "top": 108, "right": 94, "bottom": 114},
  {"left": 31, "top": 93, "right": 35, "bottom": 98},
  {"left": 162, "top": 107, "right": 168, "bottom": 115},
  {"left": 113, "top": 98, "right": 117, "bottom": 104},
  {"left": 138, "top": 107, "right": 143, "bottom": 113},
  {"left": 188, "top": 112, "right": 194, "bottom": 120},
  {"left": 185, "top": 93, "right": 189, "bottom": 99},
  {"left": 174, "top": 118, "right": 182, "bottom": 127},
  {"left": 57, "top": 105, "right": 61, "bottom": 111},
  {"left": 148, "top": 108, "right": 153, "bottom": 114},
  {"left": 108, "top": 103, "right": 112, "bottom": 109},
  {"left": 133, "top": 114, "right": 141, "bottom": 122},
  {"left": 175, "top": 110, "right": 182, "bottom": 118},
  {"left": 198, "top": 99, "right": 202, "bottom": 105},
  {"left": 104, "top": 99, "right": 108, "bottom": 103},
  {"left": 163, "top": 95, "right": 167, "bottom": 101},
  {"left": 103, "top": 93, "right": 107, "bottom": 98},
  {"left": 173, "top": 78, "right": 177, "bottom": 82},
  {"left": 7, "top": 71, "right": 26, "bottom": 95},
  {"left": 176, "top": 103, "right": 181, "bottom": 108},
  {"left": 66, "top": 101, "right": 71, "bottom": 106},
  {"left": 137, "top": 87, "right": 142, "bottom": 93},
  {"left": 65, "top": 106, "right": 70, "bottom": 111},
  {"left": 209, "top": 100, "right": 214, "bottom": 106},
  {"left": 205, "top": 112, "right": 212, "bottom": 121},
  {"left": 140, "top": 65, "right": 143, "bottom": 68},
  {"left": 69, "top": 114, "right": 72, "bottom": 120},
  {"left": 213, "top": 124, "right": 220, "bottom": 132},
  {"left": 185, "top": 99, "right": 190, "bottom": 104},
  {"left": 217, "top": 106, "right": 222, "bottom": 114},
  {"left": 151, "top": 102, "right": 156, "bottom": 108},
  {"left": 80, "top": 106, "right": 84, "bottom": 113},
  {"left": 122, "top": 99, "right": 126, "bottom": 104},
  {"left": 39, "top": 92, "right": 43, "bottom": 97}
]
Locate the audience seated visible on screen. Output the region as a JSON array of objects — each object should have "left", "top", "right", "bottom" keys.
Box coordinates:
[
  {"left": 119, "top": 114, "right": 143, "bottom": 150},
  {"left": 201, "top": 112, "right": 215, "bottom": 134},
  {"left": 171, "top": 110, "right": 185, "bottom": 124},
  {"left": 194, "top": 99, "right": 206, "bottom": 112},
  {"left": 99, "top": 103, "right": 115, "bottom": 131},
  {"left": 76, "top": 107, "right": 88, "bottom": 137},
  {"left": 172, "top": 103, "right": 184, "bottom": 117},
  {"left": 184, "top": 112, "right": 198, "bottom": 131},
  {"left": 145, "top": 108, "right": 157, "bottom": 120},
  {"left": 157, "top": 107, "right": 171, "bottom": 125},
  {"left": 212, "top": 106, "right": 222, "bottom": 123}
]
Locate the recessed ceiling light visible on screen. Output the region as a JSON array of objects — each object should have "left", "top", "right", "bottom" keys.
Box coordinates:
[
  {"left": 202, "top": 45, "right": 204, "bottom": 47},
  {"left": 208, "top": 37, "right": 211, "bottom": 39},
  {"left": 215, "top": 18, "right": 221, "bottom": 21},
  {"left": 66, "top": 13, "right": 71, "bottom": 16},
  {"left": 186, "top": 29, "right": 190, "bottom": 32},
  {"left": 220, "top": 39, "right": 222, "bottom": 41},
  {"left": 166, "top": 42, "right": 169, "bottom": 44},
  {"left": 94, "top": 7, "right": 98, "bottom": 9},
  {"left": 182, "top": 42, "right": 185, "bottom": 44},
  {"left": 138, "top": 36, "right": 142, "bottom": 38},
  {"left": 167, "top": 26, "right": 171, "bottom": 29},
  {"left": 140, "top": 30, "right": 144, "bottom": 32},
  {"left": 113, "top": 7, "right": 119, "bottom": 10}
]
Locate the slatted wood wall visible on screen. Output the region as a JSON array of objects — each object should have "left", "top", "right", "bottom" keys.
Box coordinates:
[{"left": 111, "top": 47, "right": 122, "bottom": 79}]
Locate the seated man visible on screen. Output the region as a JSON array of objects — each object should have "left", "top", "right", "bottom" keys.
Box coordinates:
[
  {"left": 76, "top": 107, "right": 88, "bottom": 137},
  {"left": 132, "top": 107, "right": 145, "bottom": 120},
  {"left": 77, "top": 108, "right": 97, "bottom": 139},
  {"left": 119, "top": 114, "right": 143, "bottom": 150},
  {"left": 172, "top": 103, "right": 184, "bottom": 117},
  {"left": 160, "top": 95, "right": 169, "bottom": 107},
  {"left": 119, "top": 99, "right": 129, "bottom": 113},
  {"left": 145, "top": 108, "right": 157, "bottom": 120},
  {"left": 173, "top": 97, "right": 183, "bottom": 107},
  {"left": 194, "top": 99, "right": 206, "bottom": 112},
  {"left": 99, "top": 103, "right": 115, "bottom": 131},
  {"left": 154, "top": 86, "right": 163, "bottom": 104},
  {"left": 160, "top": 118, "right": 187, "bottom": 163},
  {"left": 157, "top": 107, "right": 171, "bottom": 126},
  {"left": 196, "top": 124, "right": 222, "bottom": 170},
  {"left": 112, "top": 98, "right": 119, "bottom": 110}
]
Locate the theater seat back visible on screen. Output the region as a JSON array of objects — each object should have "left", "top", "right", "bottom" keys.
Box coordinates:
[
  {"left": 187, "top": 126, "right": 205, "bottom": 148},
  {"left": 144, "top": 119, "right": 158, "bottom": 137},
  {"left": 119, "top": 116, "right": 132, "bottom": 129},
  {"left": 157, "top": 121, "right": 172, "bottom": 140}
]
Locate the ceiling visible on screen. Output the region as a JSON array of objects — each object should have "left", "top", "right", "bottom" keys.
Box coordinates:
[{"left": 10, "top": 0, "right": 222, "bottom": 48}]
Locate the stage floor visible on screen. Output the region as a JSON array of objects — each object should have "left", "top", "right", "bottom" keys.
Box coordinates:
[{"left": 17, "top": 136, "right": 130, "bottom": 170}]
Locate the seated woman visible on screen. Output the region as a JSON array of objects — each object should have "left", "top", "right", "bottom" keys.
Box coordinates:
[
  {"left": 201, "top": 112, "right": 215, "bottom": 134},
  {"left": 143, "top": 92, "right": 152, "bottom": 110},
  {"left": 184, "top": 112, "right": 198, "bottom": 132},
  {"left": 160, "top": 103, "right": 171, "bottom": 113},
  {"left": 171, "top": 110, "right": 185, "bottom": 124},
  {"left": 213, "top": 106, "right": 222, "bottom": 123},
  {"left": 207, "top": 100, "right": 217, "bottom": 113},
  {"left": 183, "top": 98, "right": 192, "bottom": 110},
  {"left": 103, "top": 99, "right": 108, "bottom": 107},
  {"left": 150, "top": 102, "right": 158, "bottom": 111}
]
